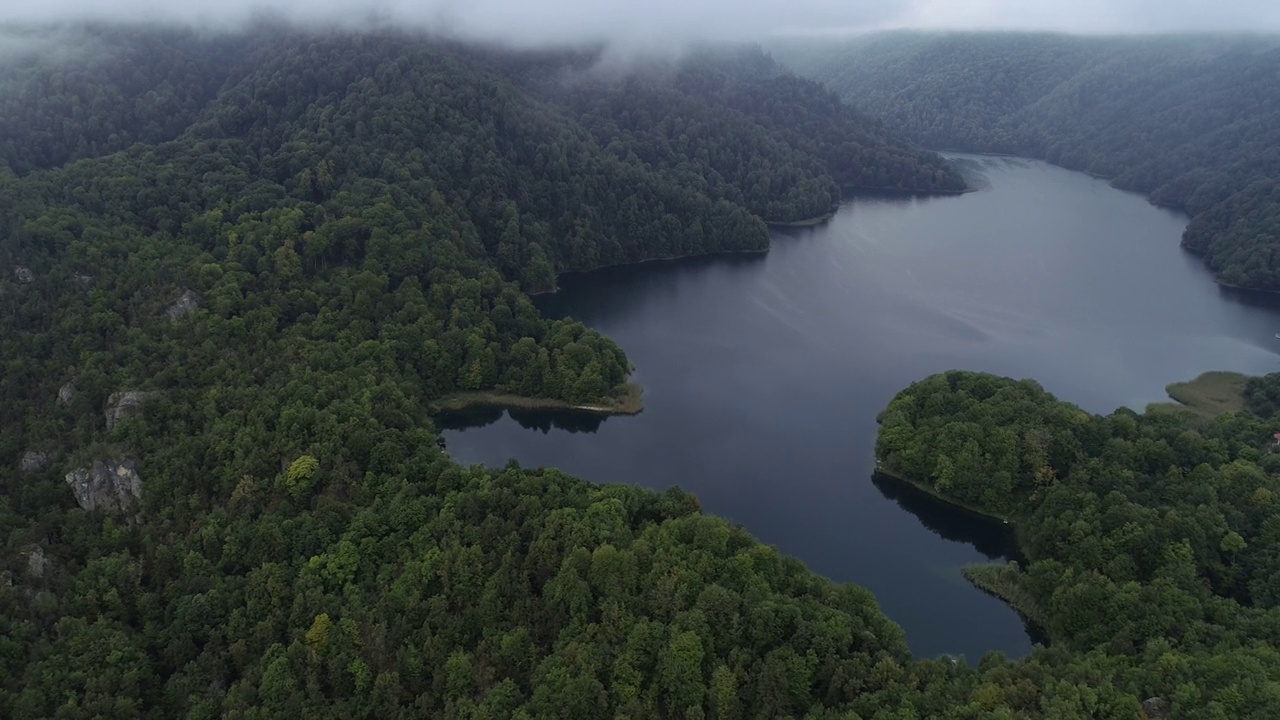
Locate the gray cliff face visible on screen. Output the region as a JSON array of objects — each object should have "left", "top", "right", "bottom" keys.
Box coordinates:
[
  {"left": 166, "top": 289, "right": 201, "bottom": 319},
  {"left": 58, "top": 382, "right": 76, "bottom": 407},
  {"left": 64, "top": 459, "right": 142, "bottom": 513},
  {"left": 13, "top": 266, "right": 34, "bottom": 283},
  {"left": 105, "top": 390, "right": 156, "bottom": 430},
  {"left": 19, "top": 451, "right": 50, "bottom": 473}
]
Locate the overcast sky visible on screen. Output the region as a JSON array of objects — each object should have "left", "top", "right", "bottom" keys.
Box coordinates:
[{"left": 2, "top": 0, "right": 1278, "bottom": 45}]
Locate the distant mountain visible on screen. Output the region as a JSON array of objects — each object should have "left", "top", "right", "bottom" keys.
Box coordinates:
[{"left": 776, "top": 32, "right": 1280, "bottom": 292}]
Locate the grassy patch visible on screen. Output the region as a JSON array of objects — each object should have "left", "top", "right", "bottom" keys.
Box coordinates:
[
  {"left": 963, "top": 563, "right": 1048, "bottom": 633},
  {"left": 430, "top": 383, "right": 644, "bottom": 416},
  {"left": 1162, "top": 371, "right": 1249, "bottom": 418}
]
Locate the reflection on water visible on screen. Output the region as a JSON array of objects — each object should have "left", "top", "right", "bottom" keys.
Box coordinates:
[
  {"left": 869, "top": 472, "right": 1051, "bottom": 647},
  {"left": 870, "top": 473, "right": 1020, "bottom": 563},
  {"left": 436, "top": 406, "right": 608, "bottom": 434}
]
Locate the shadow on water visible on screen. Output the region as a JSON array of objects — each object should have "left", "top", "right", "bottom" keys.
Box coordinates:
[
  {"left": 1218, "top": 284, "right": 1280, "bottom": 312},
  {"left": 871, "top": 472, "right": 1022, "bottom": 562},
  {"left": 435, "top": 406, "right": 606, "bottom": 434},
  {"left": 872, "top": 472, "right": 1051, "bottom": 649}
]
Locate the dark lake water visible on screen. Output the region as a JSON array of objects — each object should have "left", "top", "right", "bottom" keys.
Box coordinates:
[{"left": 440, "top": 155, "right": 1280, "bottom": 661}]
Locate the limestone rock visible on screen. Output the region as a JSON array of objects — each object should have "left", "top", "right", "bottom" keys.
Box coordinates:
[
  {"left": 19, "top": 451, "right": 49, "bottom": 473},
  {"left": 166, "top": 289, "right": 201, "bottom": 319},
  {"left": 25, "top": 546, "right": 46, "bottom": 578},
  {"left": 13, "top": 266, "right": 33, "bottom": 283},
  {"left": 1141, "top": 697, "right": 1170, "bottom": 720},
  {"left": 64, "top": 459, "right": 142, "bottom": 513},
  {"left": 105, "top": 390, "right": 156, "bottom": 430},
  {"left": 58, "top": 382, "right": 76, "bottom": 407}
]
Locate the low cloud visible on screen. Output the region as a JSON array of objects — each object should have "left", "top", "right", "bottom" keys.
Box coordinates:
[{"left": 2, "top": 0, "right": 1279, "bottom": 46}]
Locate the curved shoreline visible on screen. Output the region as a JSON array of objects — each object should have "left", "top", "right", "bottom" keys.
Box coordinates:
[
  {"left": 430, "top": 383, "right": 644, "bottom": 416},
  {"left": 874, "top": 460, "right": 1050, "bottom": 641}
]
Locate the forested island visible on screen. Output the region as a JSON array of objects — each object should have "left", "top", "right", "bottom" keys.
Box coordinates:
[{"left": 776, "top": 33, "right": 1280, "bottom": 293}]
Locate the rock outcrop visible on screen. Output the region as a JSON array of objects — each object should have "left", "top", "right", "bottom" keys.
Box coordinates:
[
  {"left": 1141, "top": 697, "right": 1170, "bottom": 719},
  {"left": 19, "top": 451, "right": 49, "bottom": 473},
  {"left": 57, "top": 382, "right": 76, "bottom": 406},
  {"left": 105, "top": 390, "right": 156, "bottom": 429},
  {"left": 64, "top": 459, "right": 142, "bottom": 513},
  {"left": 166, "top": 289, "right": 201, "bottom": 319},
  {"left": 25, "top": 546, "right": 46, "bottom": 578},
  {"left": 13, "top": 266, "right": 33, "bottom": 283}
]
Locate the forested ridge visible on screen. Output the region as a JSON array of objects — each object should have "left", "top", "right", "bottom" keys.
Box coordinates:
[{"left": 776, "top": 32, "right": 1280, "bottom": 292}]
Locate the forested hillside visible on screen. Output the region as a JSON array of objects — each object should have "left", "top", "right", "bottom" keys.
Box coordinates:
[
  {"left": 877, "top": 370, "right": 1280, "bottom": 718},
  {"left": 0, "top": 23, "right": 1017, "bottom": 719},
  {"left": 777, "top": 33, "right": 1280, "bottom": 292}
]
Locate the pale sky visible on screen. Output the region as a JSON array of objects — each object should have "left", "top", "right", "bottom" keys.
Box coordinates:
[{"left": 1, "top": 0, "right": 1277, "bottom": 45}]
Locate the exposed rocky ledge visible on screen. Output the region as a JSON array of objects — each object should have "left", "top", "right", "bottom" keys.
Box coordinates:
[
  {"left": 65, "top": 459, "right": 142, "bottom": 513},
  {"left": 105, "top": 390, "right": 158, "bottom": 430},
  {"left": 58, "top": 382, "right": 76, "bottom": 407},
  {"left": 166, "top": 289, "right": 201, "bottom": 319},
  {"left": 19, "top": 451, "right": 49, "bottom": 474}
]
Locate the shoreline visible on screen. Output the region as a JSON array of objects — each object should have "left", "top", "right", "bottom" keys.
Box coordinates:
[
  {"left": 767, "top": 209, "right": 838, "bottom": 228},
  {"left": 1214, "top": 278, "right": 1280, "bottom": 298},
  {"left": 962, "top": 564, "right": 1050, "bottom": 640},
  {"left": 529, "top": 247, "right": 770, "bottom": 296},
  {"left": 938, "top": 149, "right": 1192, "bottom": 211},
  {"left": 874, "top": 459, "right": 1051, "bottom": 641},
  {"left": 843, "top": 184, "right": 977, "bottom": 197},
  {"left": 873, "top": 460, "right": 1015, "bottom": 524},
  {"left": 431, "top": 383, "right": 644, "bottom": 416},
  {"left": 532, "top": 182, "right": 978, "bottom": 295}
]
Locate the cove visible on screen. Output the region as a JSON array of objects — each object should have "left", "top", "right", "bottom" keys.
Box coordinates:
[{"left": 439, "top": 155, "right": 1280, "bottom": 661}]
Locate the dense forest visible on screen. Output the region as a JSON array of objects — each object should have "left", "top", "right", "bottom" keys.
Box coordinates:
[
  {"left": 10, "top": 21, "right": 1276, "bottom": 719},
  {"left": 877, "top": 370, "right": 1280, "bottom": 718},
  {"left": 776, "top": 33, "right": 1280, "bottom": 292},
  {"left": 0, "top": 23, "right": 1015, "bottom": 719}
]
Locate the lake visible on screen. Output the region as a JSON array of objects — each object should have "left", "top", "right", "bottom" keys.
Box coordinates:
[{"left": 439, "top": 155, "right": 1280, "bottom": 661}]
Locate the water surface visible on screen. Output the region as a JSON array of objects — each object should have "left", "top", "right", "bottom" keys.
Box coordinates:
[{"left": 442, "top": 156, "right": 1280, "bottom": 660}]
